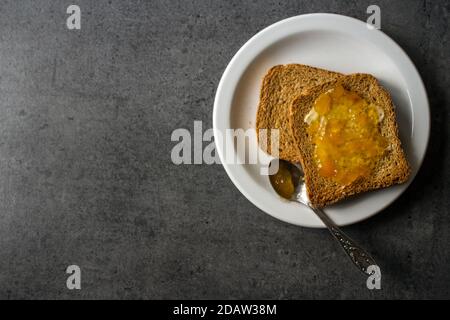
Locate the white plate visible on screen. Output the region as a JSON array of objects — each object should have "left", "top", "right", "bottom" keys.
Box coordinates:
[{"left": 213, "top": 14, "right": 429, "bottom": 228}]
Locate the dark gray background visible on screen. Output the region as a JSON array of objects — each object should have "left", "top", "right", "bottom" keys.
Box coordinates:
[{"left": 0, "top": 0, "right": 448, "bottom": 299}]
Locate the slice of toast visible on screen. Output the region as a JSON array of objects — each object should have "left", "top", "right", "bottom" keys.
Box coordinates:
[
  {"left": 256, "top": 64, "right": 342, "bottom": 163},
  {"left": 289, "top": 74, "right": 411, "bottom": 208}
]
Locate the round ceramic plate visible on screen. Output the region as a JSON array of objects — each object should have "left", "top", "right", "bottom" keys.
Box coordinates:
[{"left": 213, "top": 14, "right": 429, "bottom": 228}]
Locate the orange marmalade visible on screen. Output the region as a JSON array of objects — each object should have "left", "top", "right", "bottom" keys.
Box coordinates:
[{"left": 304, "top": 84, "right": 387, "bottom": 185}]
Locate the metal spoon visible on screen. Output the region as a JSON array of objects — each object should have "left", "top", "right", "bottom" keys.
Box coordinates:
[{"left": 268, "top": 159, "right": 377, "bottom": 275}]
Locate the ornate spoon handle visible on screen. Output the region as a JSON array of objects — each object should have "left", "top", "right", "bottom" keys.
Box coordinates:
[{"left": 312, "top": 207, "right": 377, "bottom": 275}]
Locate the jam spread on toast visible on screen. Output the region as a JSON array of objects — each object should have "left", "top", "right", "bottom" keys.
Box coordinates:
[{"left": 305, "top": 84, "right": 387, "bottom": 185}]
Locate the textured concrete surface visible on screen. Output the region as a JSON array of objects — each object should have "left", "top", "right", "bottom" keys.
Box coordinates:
[{"left": 0, "top": 0, "right": 448, "bottom": 299}]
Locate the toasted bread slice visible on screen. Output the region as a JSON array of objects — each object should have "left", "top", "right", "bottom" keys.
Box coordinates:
[
  {"left": 289, "top": 74, "right": 411, "bottom": 208},
  {"left": 256, "top": 64, "right": 342, "bottom": 162}
]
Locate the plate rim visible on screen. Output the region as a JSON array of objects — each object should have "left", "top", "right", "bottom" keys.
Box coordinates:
[{"left": 213, "top": 13, "right": 430, "bottom": 228}]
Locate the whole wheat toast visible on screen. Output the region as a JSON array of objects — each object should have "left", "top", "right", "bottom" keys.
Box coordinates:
[
  {"left": 289, "top": 74, "right": 410, "bottom": 208},
  {"left": 256, "top": 64, "right": 342, "bottom": 163}
]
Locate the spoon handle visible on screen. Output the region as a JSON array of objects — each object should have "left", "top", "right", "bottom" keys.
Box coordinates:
[{"left": 312, "top": 207, "right": 377, "bottom": 275}]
